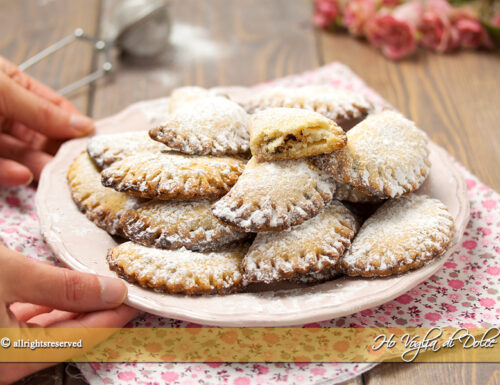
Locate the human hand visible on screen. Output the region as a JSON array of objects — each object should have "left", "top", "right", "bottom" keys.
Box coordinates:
[
  {"left": 0, "top": 243, "right": 138, "bottom": 384},
  {"left": 0, "top": 56, "right": 94, "bottom": 186}
]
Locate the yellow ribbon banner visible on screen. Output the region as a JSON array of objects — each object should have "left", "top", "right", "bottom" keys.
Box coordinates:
[{"left": 0, "top": 327, "right": 498, "bottom": 363}]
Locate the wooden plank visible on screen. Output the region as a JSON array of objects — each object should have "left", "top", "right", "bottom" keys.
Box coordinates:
[
  {"left": 363, "top": 363, "right": 500, "bottom": 385},
  {"left": 91, "top": 0, "right": 319, "bottom": 118},
  {"left": 0, "top": 0, "right": 101, "bottom": 114},
  {"left": 318, "top": 32, "right": 500, "bottom": 191}
]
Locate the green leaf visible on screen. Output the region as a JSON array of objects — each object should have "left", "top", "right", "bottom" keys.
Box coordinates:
[{"left": 482, "top": 22, "right": 500, "bottom": 46}]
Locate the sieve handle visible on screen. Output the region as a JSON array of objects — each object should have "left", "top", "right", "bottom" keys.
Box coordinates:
[{"left": 18, "top": 28, "right": 113, "bottom": 96}]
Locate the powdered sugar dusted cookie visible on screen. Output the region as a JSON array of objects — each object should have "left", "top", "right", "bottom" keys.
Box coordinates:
[
  {"left": 87, "top": 131, "right": 167, "bottom": 169},
  {"left": 314, "top": 110, "right": 430, "bottom": 198},
  {"left": 332, "top": 180, "right": 386, "bottom": 203},
  {"left": 107, "top": 241, "right": 248, "bottom": 295},
  {"left": 249, "top": 107, "right": 346, "bottom": 161},
  {"left": 341, "top": 194, "right": 455, "bottom": 277},
  {"left": 168, "top": 86, "right": 211, "bottom": 114},
  {"left": 150, "top": 96, "right": 250, "bottom": 155},
  {"left": 243, "top": 200, "right": 359, "bottom": 283},
  {"left": 211, "top": 157, "right": 336, "bottom": 232},
  {"left": 101, "top": 152, "right": 246, "bottom": 200},
  {"left": 67, "top": 152, "right": 138, "bottom": 236},
  {"left": 121, "top": 199, "right": 250, "bottom": 251},
  {"left": 244, "top": 86, "right": 373, "bottom": 127}
]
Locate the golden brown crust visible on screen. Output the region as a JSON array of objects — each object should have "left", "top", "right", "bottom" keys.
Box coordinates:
[
  {"left": 67, "top": 152, "right": 138, "bottom": 236},
  {"left": 249, "top": 107, "right": 347, "bottom": 161},
  {"left": 313, "top": 110, "right": 431, "bottom": 198},
  {"left": 150, "top": 97, "right": 249, "bottom": 156},
  {"left": 120, "top": 200, "right": 250, "bottom": 251},
  {"left": 107, "top": 242, "right": 249, "bottom": 295},
  {"left": 211, "top": 157, "right": 336, "bottom": 232},
  {"left": 340, "top": 194, "right": 455, "bottom": 277},
  {"left": 243, "top": 200, "right": 359, "bottom": 283},
  {"left": 101, "top": 152, "right": 246, "bottom": 201}
]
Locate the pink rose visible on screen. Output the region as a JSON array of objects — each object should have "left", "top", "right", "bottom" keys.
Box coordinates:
[
  {"left": 420, "top": 1, "right": 459, "bottom": 53},
  {"left": 342, "top": 0, "right": 377, "bottom": 36},
  {"left": 451, "top": 8, "right": 492, "bottom": 49},
  {"left": 314, "top": 0, "right": 340, "bottom": 29},
  {"left": 365, "top": 2, "right": 422, "bottom": 59},
  {"left": 426, "top": 0, "right": 452, "bottom": 15},
  {"left": 393, "top": 1, "right": 424, "bottom": 28}
]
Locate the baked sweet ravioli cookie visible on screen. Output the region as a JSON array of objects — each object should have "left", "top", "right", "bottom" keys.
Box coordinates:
[
  {"left": 244, "top": 86, "right": 373, "bottom": 127},
  {"left": 87, "top": 131, "right": 167, "bottom": 169},
  {"left": 211, "top": 157, "right": 336, "bottom": 232},
  {"left": 244, "top": 200, "right": 359, "bottom": 283},
  {"left": 249, "top": 107, "right": 346, "bottom": 161},
  {"left": 101, "top": 152, "right": 246, "bottom": 200},
  {"left": 314, "top": 110, "right": 430, "bottom": 198},
  {"left": 107, "top": 241, "right": 248, "bottom": 295},
  {"left": 121, "top": 199, "right": 249, "bottom": 251},
  {"left": 150, "top": 96, "right": 250, "bottom": 155},
  {"left": 341, "top": 194, "right": 455, "bottom": 277},
  {"left": 168, "top": 86, "right": 211, "bottom": 114},
  {"left": 67, "top": 152, "right": 138, "bottom": 236},
  {"left": 332, "top": 180, "right": 386, "bottom": 203}
]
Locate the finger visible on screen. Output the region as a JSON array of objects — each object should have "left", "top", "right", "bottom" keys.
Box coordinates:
[
  {"left": 0, "top": 158, "right": 32, "bottom": 186},
  {"left": 0, "top": 134, "right": 52, "bottom": 181},
  {"left": 3, "top": 122, "right": 48, "bottom": 150},
  {"left": 49, "top": 304, "right": 138, "bottom": 328},
  {"left": 6, "top": 124, "right": 63, "bottom": 155},
  {"left": 0, "top": 57, "right": 80, "bottom": 114},
  {"left": 3, "top": 122, "right": 64, "bottom": 155},
  {"left": 0, "top": 306, "right": 138, "bottom": 384},
  {"left": 27, "top": 309, "right": 79, "bottom": 327},
  {"left": 9, "top": 303, "right": 52, "bottom": 322},
  {"left": 0, "top": 72, "right": 94, "bottom": 139},
  {"left": 1, "top": 245, "right": 128, "bottom": 312}
]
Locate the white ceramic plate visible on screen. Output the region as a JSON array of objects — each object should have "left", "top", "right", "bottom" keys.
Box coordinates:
[{"left": 36, "top": 98, "right": 469, "bottom": 327}]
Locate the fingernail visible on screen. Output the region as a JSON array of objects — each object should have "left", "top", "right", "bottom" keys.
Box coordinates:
[
  {"left": 22, "top": 173, "right": 34, "bottom": 186},
  {"left": 98, "top": 276, "right": 127, "bottom": 305},
  {"left": 70, "top": 114, "right": 94, "bottom": 135}
]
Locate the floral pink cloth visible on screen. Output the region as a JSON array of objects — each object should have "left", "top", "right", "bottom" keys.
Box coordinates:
[{"left": 1, "top": 63, "right": 498, "bottom": 385}]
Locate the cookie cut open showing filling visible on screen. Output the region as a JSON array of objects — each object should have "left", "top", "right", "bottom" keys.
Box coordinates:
[{"left": 250, "top": 108, "right": 346, "bottom": 161}]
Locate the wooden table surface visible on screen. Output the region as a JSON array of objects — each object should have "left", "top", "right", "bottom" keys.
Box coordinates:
[{"left": 1, "top": 0, "right": 498, "bottom": 384}]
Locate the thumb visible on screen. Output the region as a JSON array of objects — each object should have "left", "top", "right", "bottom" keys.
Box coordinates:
[
  {"left": 1, "top": 245, "right": 127, "bottom": 312},
  {"left": 0, "top": 73, "right": 94, "bottom": 139}
]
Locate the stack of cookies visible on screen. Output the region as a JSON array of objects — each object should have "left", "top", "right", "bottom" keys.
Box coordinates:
[{"left": 67, "top": 85, "right": 455, "bottom": 296}]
